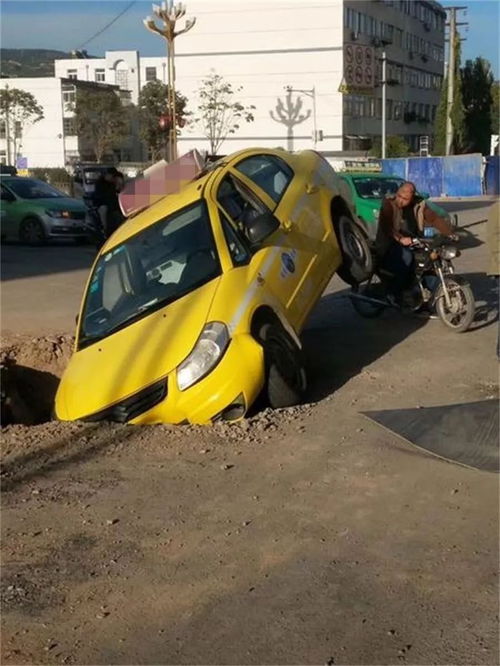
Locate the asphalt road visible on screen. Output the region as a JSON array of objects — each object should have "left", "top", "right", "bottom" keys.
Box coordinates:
[{"left": 0, "top": 199, "right": 494, "bottom": 336}]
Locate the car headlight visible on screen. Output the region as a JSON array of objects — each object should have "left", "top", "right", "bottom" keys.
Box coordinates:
[
  {"left": 441, "top": 246, "right": 458, "bottom": 260},
  {"left": 46, "top": 209, "right": 71, "bottom": 218},
  {"left": 177, "top": 322, "right": 230, "bottom": 391}
]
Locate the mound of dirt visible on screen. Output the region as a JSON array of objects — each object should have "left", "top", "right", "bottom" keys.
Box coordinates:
[{"left": 1, "top": 334, "right": 74, "bottom": 426}]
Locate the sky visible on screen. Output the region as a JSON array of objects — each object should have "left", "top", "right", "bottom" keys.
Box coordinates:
[{"left": 1, "top": 0, "right": 499, "bottom": 75}]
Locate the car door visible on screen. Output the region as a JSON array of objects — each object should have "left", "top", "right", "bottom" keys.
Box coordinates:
[
  {"left": 0, "top": 184, "right": 19, "bottom": 239},
  {"left": 231, "top": 151, "right": 333, "bottom": 327},
  {"left": 211, "top": 169, "right": 296, "bottom": 321}
]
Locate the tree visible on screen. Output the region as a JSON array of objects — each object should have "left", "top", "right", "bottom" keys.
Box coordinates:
[
  {"left": 434, "top": 33, "right": 465, "bottom": 155},
  {"left": 194, "top": 72, "right": 255, "bottom": 155},
  {"left": 461, "top": 58, "right": 494, "bottom": 154},
  {"left": 137, "top": 80, "right": 188, "bottom": 162},
  {"left": 0, "top": 86, "right": 44, "bottom": 164},
  {"left": 370, "top": 135, "right": 410, "bottom": 158},
  {"left": 73, "top": 88, "right": 129, "bottom": 163},
  {"left": 492, "top": 81, "right": 500, "bottom": 129}
]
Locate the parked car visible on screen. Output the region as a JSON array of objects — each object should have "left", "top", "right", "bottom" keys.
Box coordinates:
[
  {"left": 0, "top": 165, "right": 18, "bottom": 176},
  {"left": 337, "top": 171, "right": 455, "bottom": 241},
  {"left": 0, "top": 176, "right": 88, "bottom": 244},
  {"left": 55, "top": 147, "right": 370, "bottom": 425}
]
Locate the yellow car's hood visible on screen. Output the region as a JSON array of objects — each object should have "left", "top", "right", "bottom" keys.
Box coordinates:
[{"left": 56, "top": 278, "right": 221, "bottom": 420}]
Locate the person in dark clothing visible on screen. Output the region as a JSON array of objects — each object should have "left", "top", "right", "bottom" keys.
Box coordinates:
[
  {"left": 375, "top": 182, "right": 454, "bottom": 301},
  {"left": 93, "top": 167, "right": 125, "bottom": 238}
]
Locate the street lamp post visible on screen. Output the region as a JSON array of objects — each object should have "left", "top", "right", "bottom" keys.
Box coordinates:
[
  {"left": 143, "top": 1, "right": 196, "bottom": 162},
  {"left": 381, "top": 50, "right": 387, "bottom": 159},
  {"left": 285, "top": 86, "right": 317, "bottom": 148}
]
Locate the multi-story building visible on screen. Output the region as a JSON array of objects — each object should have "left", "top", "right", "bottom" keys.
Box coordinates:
[
  {"left": 0, "top": 77, "right": 134, "bottom": 168},
  {"left": 1, "top": 0, "right": 445, "bottom": 167}
]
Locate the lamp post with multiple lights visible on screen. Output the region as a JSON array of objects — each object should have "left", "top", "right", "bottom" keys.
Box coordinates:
[{"left": 143, "top": 1, "right": 196, "bottom": 162}]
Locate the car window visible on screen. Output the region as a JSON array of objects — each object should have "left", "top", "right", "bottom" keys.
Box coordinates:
[
  {"left": 234, "top": 154, "right": 293, "bottom": 204},
  {"left": 352, "top": 177, "right": 404, "bottom": 199},
  {"left": 79, "top": 200, "right": 220, "bottom": 348},
  {"left": 4, "top": 178, "right": 66, "bottom": 199},
  {"left": 216, "top": 174, "right": 269, "bottom": 239},
  {"left": 220, "top": 212, "right": 250, "bottom": 266}
]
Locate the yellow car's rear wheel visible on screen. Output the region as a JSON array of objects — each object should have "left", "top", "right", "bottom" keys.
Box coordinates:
[{"left": 259, "top": 322, "right": 307, "bottom": 409}]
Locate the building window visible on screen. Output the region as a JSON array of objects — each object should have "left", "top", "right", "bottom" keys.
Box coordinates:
[
  {"left": 0, "top": 120, "right": 5, "bottom": 139},
  {"left": 62, "top": 87, "right": 76, "bottom": 107},
  {"left": 145, "top": 66, "right": 157, "bottom": 81},
  {"left": 95, "top": 69, "right": 105, "bottom": 82},
  {"left": 67, "top": 69, "right": 77, "bottom": 80},
  {"left": 63, "top": 117, "right": 77, "bottom": 136},
  {"left": 394, "top": 101, "right": 402, "bottom": 120},
  {"left": 115, "top": 69, "right": 128, "bottom": 89},
  {"left": 0, "top": 150, "right": 6, "bottom": 165},
  {"left": 14, "top": 121, "right": 22, "bottom": 137}
]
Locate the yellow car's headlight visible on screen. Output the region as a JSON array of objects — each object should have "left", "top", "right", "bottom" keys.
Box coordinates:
[{"left": 177, "top": 322, "right": 230, "bottom": 391}]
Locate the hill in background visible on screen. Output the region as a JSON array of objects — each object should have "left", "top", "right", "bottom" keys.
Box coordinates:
[{"left": 0, "top": 49, "right": 96, "bottom": 78}]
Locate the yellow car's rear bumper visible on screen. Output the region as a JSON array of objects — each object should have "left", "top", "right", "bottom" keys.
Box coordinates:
[{"left": 128, "top": 333, "right": 265, "bottom": 425}]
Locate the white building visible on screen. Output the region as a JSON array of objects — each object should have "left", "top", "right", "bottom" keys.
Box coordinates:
[{"left": 1, "top": 0, "right": 445, "bottom": 167}]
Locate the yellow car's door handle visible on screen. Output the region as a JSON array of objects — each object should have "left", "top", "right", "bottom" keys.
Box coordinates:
[
  {"left": 282, "top": 218, "right": 293, "bottom": 233},
  {"left": 306, "top": 183, "right": 319, "bottom": 194}
]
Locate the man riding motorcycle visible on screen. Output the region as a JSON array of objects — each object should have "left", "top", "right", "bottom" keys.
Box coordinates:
[{"left": 375, "top": 181, "right": 456, "bottom": 304}]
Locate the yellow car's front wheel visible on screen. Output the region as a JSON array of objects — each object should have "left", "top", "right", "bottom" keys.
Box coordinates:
[{"left": 259, "top": 322, "right": 307, "bottom": 409}]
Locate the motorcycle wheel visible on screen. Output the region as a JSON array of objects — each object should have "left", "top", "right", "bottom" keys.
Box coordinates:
[
  {"left": 435, "top": 276, "right": 475, "bottom": 333},
  {"left": 350, "top": 275, "right": 386, "bottom": 318}
]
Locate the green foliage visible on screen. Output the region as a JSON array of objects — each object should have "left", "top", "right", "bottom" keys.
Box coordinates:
[
  {"left": 137, "top": 80, "right": 188, "bottom": 162},
  {"left": 492, "top": 82, "right": 500, "bottom": 130},
  {"left": 29, "top": 167, "right": 73, "bottom": 195},
  {"left": 194, "top": 72, "right": 255, "bottom": 155},
  {"left": 0, "top": 86, "right": 44, "bottom": 162},
  {"left": 73, "top": 88, "right": 129, "bottom": 163},
  {"left": 0, "top": 48, "right": 80, "bottom": 78},
  {"left": 434, "top": 35, "right": 465, "bottom": 155},
  {"left": 370, "top": 135, "right": 410, "bottom": 158},
  {"left": 461, "top": 58, "right": 494, "bottom": 154}
]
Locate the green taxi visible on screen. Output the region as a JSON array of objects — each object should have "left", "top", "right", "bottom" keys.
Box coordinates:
[{"left": 337, "top": 171, "right": 454, "bottom": 241}]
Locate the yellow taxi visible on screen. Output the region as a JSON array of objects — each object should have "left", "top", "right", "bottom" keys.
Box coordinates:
[{"left": 55, "top": 148, "right": 369, "bottom": 425}]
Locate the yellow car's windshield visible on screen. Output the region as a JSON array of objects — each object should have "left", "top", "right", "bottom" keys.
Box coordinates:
[{"left": 79, "top": 201, "right": 220, "bottom": 348}]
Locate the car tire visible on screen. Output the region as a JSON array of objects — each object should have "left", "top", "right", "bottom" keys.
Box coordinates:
[
  {"left": 335, "top": 214, "right": 373, "bottom": 286},
  {"left": 19, "top": 217, "right": 47, "bottom": 246},
  {"left": 259, "top": 322, "right": 307, "bottom": 409}
]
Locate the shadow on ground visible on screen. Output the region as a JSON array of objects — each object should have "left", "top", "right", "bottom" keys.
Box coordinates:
[{"left": 0, "top": 242, "right": 95, "bottom": 282}]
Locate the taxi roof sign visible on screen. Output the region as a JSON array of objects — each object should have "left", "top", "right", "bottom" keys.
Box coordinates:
[{"left": 341, "top": 160, "right": 382, "bottom": 173}]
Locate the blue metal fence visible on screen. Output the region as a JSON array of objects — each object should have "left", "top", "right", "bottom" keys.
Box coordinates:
[{"left": 380, "top": 154, "right": 483, "bottom": 197}]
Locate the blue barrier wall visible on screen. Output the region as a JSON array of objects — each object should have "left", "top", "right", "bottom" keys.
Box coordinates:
[
  {"left": 380, "top": 154, "right": 483, "bottom": 197},
  {"left": 485, "top": 156, "right": 499, "bottom": 195},
  {"left": 408, "top": 157, "right": 443, "bottom": 197},
  {"left": 442, "top": 154, "right": 482, "bottom": 196},
  {"left": 380, "top": 158, "right": 406, "bottom": 180}
]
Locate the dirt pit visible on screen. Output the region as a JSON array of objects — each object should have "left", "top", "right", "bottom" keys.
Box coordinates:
[{"left": 1, "top": 334, "right": 74, "bottom": 426}]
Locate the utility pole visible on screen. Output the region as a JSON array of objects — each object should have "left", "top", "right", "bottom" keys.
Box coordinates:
[
  {"left": 444, "top": 6, "right": 467, "bottom": 155},
  {"left": 381, "top": 50, "right": 387, "bottom": 159},
  {"left": 5, "top": 85, "right": 11, "bottom": 165},
  {"left": 144, "top": 1, "right": 196, "bottom": 162}
]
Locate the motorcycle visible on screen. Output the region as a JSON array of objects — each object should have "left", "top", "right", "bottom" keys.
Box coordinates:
[
  {"left": 349, "top": 234, "right": 476, "bottom": 333},
  {"left": 82, "top": 196, "right": 106, "bottom": 249}
]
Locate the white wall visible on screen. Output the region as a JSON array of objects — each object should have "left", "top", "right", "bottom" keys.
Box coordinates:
[
  {"left": 54, "top": 0, "right": 345, "bottom": 155},
  {"left": 0, "top": 78, "right": 65, "bottom": 168},
  {"left": 175, "top": 0, "right": 344, "bottom": 153}
]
